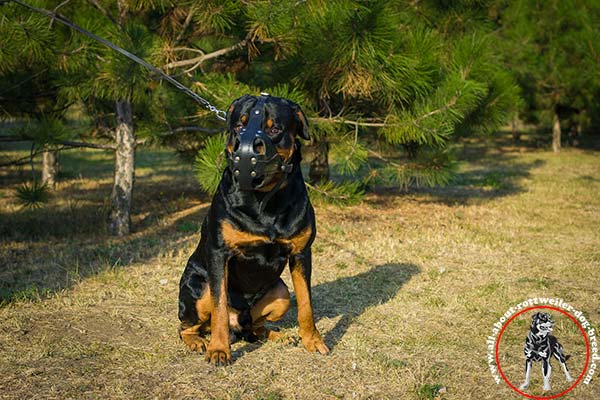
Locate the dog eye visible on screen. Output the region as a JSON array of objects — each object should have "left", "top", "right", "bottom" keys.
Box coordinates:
[{"left": 270, "top": 128, "right": 281, "bottom": 135}]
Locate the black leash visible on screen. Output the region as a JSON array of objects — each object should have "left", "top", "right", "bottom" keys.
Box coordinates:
[{"left": 3, "top": 0, "right": 227, "bottom": 121}]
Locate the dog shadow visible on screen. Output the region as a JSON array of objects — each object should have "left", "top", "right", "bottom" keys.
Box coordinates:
[
  {"left": 298, "top": 262, "right": 420, "bottom": 348},
  {"left": 233, "top": 263, "right": 420, "bottom": 356}
]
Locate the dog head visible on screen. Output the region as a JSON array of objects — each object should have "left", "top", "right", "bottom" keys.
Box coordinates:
[
  {"left": 531, "top": 312, "right": 554, "bottom": 337},
  {"left": 225, "top": 94, "right": 310, "bottom": 191}
]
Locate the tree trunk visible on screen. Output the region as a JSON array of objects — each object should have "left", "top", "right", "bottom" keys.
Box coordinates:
[
  {"left": 511, "top": 118, "right": 520, "bottom": 143},
  {"left": 552, "top": 111, "right": 561, "bottom": 153},
  {"left": 309, "top": 137, "right": 330, "bottom": 183},
  {"left": 41, "top": 148, "right": 58, "bottom": 189},
  {"left": 568, "top": 123, "right": 580, "bottom": 147},
  {"left": 109, "top": 100, "right": 136, "bottom": 236}
]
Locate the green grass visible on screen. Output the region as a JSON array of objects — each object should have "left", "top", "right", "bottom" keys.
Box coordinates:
[{"left": 0, "top": 134, "right": 599, "bottom": 399}]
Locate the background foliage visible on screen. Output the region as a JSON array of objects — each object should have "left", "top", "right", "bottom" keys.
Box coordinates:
[{"left": 1, "top": 0, "right": 599, "bottom": 223}]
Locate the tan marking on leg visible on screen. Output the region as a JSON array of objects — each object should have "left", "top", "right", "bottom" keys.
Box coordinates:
[
  {"left": 290, "top": 260, "right": 329, "bottom": 354},
  {"left": 227, "top": 306, "right": 243, "bottom": 332},
  {"left": 180, "top": 284, "right": 211, "bottom": 352},
  {"left": 195, "top": 284, "right": 212, "bottom": 327},
  {"left": 250, "top": 281, "right": 292, "bottom": 342},
  {"left": 251, "top": 282, "right": 290, "bottom": 332},
  {"left": 206, "top": 266, "right": 232, "bottom": 366}
]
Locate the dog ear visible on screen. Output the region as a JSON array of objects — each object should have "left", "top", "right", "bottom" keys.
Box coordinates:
[
  {"left": 291, "top": 102, "right": 310, "bottom": 141},
  {"left": 226, "top": 95, "right": 252, "bottom": 132}
]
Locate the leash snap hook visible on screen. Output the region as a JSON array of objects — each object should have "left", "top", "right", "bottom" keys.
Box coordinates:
[{"left": 209, "top": 105, "right": 227, "bottom": 121}]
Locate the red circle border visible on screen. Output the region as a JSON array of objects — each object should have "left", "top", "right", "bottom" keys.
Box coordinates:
[{"left": 494, "top": 305, "right": 591, "bottom": 399}]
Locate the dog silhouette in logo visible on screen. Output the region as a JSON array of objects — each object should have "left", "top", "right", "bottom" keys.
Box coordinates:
[{"left": 519, "top": 312, "right": 573, "bottom": 391}]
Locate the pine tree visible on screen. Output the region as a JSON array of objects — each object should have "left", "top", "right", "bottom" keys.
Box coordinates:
[
  {"left": 180, "top": 0, "right": 522, "bottom": 198},
  {"left": 1, "top": 1, "right": 528, "bottom": 217},
  {"left": 2, "top": 1, "right": 180, "bottom": 233},
  {"left": 0, "top": 1, "right": 71, "bottom": 193},
  {"left": 498, "top": 0, "right": 600, "bottom": 152}
]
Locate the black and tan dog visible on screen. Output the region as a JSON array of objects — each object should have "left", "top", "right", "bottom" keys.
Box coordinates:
[
  {"left": 519, "top": 312, "right": 573, "bottom": 391},
  {"left": 178, "top": 94, "right": 329, "bottom": 366}
]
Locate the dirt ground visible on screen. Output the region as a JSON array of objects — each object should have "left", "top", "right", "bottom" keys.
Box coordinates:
[{"left": 1, "top": 135, "right": 599, "bottom": 399}]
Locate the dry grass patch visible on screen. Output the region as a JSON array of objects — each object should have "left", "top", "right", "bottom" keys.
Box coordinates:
[{"left": 1, "top": 136, "right": 599, "bottom": 399}]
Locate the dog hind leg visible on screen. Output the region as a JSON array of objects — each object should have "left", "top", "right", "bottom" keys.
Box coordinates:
[
  {"left": 179, "top": 284, "right": 212, "bottom": 353},
  {"left": 553, "top": 343, "right": 573, "bottom": 382},
  {"left": 250, "top": 279, "right": 291, "bottom": 341},
  {"left": 560, "top": 361, "right": 573, "bottom": 383}
]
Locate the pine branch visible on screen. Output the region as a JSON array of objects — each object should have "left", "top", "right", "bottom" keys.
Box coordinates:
[
  {"left": 49, "top": 0, "right": 70, "bottom": 28},
  {"left": 310, "top": 117, "right": 387, "bottom": 127},
  {"left": 367, "top": 148, "right": 404, "bottom": 169},
  {"left": 310, "top": 97, "right": 458, "bottom": 128},
  {"left": 163, "top": 40, "right": 247, "bottom": 70},
  {"left": 174, "top": 6, "right": 197, "bottom": 44},
  {"left": 0, "top": 135, "right": 31, "bottom": 142},
  {"left": 305, "top": 181, "right": 353, "bottom": 200},
  {"left": 136, "top": 126, "right": 222, "bottom": 145},
  {"left": 170, "top": 47, "right": 205, "bottom": 55},
  {"left": 588, "top": 39, "right": 600, "bottom": 66},
  {"left": 87, "top": 0, "right": 117, "bottom": 26},
  {"left": 0, "top": 146, "right": 55, "bottom": 168},
  {"left": 305, "top": 181, "right": 363, "bottom": 205},
  {"left": 413, "top": 96, "right": 458, "bottom": 123},
  {"left": 0, "top": 140, "right": 114, "bottom": 168},
  {"left": 157, "top": 126, "right": 222, "bottom": 136},
  {"left": 57, "top": 140, "right": 115, "bottom": 150}
]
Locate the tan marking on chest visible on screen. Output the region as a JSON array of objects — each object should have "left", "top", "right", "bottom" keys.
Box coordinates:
[
  {"left": 276, "top": 226, "right": 312, "bottom": 255},
  {"left": 221, "top": 221, "right": 312, "bottom": 255},
  {"left": 221, "top": 220, "right": 270, "bottom": 249}
]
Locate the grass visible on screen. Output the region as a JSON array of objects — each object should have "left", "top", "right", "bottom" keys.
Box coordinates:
[{"left": 1, "top": 133, "right": 599, "bottom": 399}]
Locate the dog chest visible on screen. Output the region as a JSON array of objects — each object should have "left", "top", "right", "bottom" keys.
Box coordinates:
[{"left": 227, "top": 242, "right": 289, "bottom": 295}]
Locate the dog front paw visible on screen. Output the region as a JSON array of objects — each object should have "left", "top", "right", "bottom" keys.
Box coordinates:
[
  {"left": 300, "top": 331, "right": 329, "bottom": 354},
  {"left": 543, "top": 383, "right": 551, "bottom": 391},
  {"left": 183, "top": 336, "right": 209, "bottom": 353},
  {"left": 205, "top": 348, "right": 232, "bottom": 366},
  {"left": 519, "top": 382, "right": 529, "bottom": 390}
]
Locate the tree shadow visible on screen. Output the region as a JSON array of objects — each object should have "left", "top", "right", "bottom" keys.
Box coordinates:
[
  {"left": 0, "top": 178, "right": 210, "bottom": 303},
  {"left": 366, "top": 142, "right": 547, "bottom": 207},
  {"left": 415, "top": 157, "right": 547, "bottom": 206}
]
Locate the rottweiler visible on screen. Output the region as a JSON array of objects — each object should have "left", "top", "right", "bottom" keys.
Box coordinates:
[
  {"left": 519, "top": 312, "right": 573, "bottom": 391},
  {"left": 178, "top": 93, "right": 329, "bottom": 366}
]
